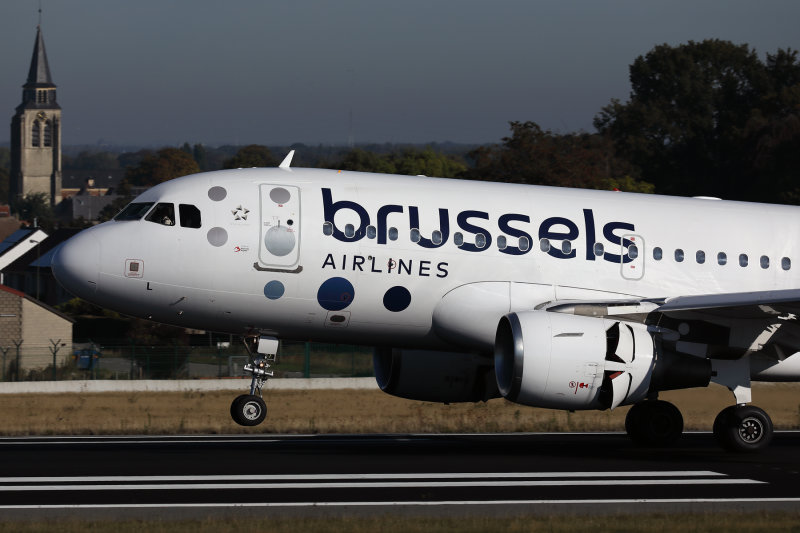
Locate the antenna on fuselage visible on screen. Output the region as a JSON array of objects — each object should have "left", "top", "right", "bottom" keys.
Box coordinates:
[{"left": 279, "top": 150, "right": 295, "bottom": 169}]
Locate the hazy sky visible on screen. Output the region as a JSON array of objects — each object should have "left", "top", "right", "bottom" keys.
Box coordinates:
[{"left": 1, "top": 1, "right": 799, "bottom": 147}]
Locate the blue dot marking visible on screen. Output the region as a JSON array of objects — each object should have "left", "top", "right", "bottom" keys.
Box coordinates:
[
  {"left": 317, "top": 277, "right": 355, "bottom": 311},
  {"left": 383, "top": 286, "right": 411, "bottom": 312},
  {"left": 264, "top": 280, "right": 285, "bottom": 300}
]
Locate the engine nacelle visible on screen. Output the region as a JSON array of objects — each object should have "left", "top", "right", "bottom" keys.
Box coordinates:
[
  {"left": 374, "top": 348, "right": 499, "bottom": 403},
  {"left": 494, "top": 311, "right": 711, "bottom": 410}
]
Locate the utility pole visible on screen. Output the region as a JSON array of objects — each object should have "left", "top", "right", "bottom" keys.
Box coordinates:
[
  {"left": 29, "top": 238, "right": 42, "bottom": 300},
  {"left": 49, "top": 339, "right": 62, "bottom": 381},
  {"left": 0, "top": 347, "right": 8, "bottom": 381},
  {"left": 13, "top": 340, "right": 23, "bottom": 381}
]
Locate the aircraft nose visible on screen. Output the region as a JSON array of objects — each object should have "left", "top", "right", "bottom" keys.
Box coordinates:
[{"left": 51, "top": 230, "right": 100, "bottom": 298}]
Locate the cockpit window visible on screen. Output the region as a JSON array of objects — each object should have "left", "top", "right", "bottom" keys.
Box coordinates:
[
  {"left": 114, "top": 202, "right": 154, "bottom": 221},
  {"left": 179, "top": 204, "right": 202, "bottom": 228},
  {"left": 145, "top": 203, "right": 176, "bottom": 226}
]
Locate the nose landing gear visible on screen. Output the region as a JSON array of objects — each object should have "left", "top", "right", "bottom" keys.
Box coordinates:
[{"left": 230, "top": 336, "right": 278, "bottom": 427}]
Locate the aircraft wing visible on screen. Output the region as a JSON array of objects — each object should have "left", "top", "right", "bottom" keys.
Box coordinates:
[
  {"left": 535, "top": 288, "right": 800, "bottom": 361},
  {"left": 639, "top": 288, "right": 800, "bottom": 362},
  {"left": 655, "top": 289, "right": 800, "bottom": 321}
]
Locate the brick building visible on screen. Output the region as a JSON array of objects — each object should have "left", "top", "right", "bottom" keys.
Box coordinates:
[{"left": 0, "top": 285, "right": 73, "bottom": 379}]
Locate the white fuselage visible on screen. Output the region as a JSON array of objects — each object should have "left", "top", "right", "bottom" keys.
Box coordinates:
[{"left": 52, "top": 167, "right": 800, "bottom": 351}]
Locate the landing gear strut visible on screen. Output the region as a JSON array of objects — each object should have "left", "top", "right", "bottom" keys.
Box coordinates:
[
  {"left": 713, "top": 404, "right": 773, "bottom": 452},
  {"left": 625, "top": 399, "right": 684, "bottom": 447},
  {"left": 230, "top": 336, "right": 278, "bottom": 427}
]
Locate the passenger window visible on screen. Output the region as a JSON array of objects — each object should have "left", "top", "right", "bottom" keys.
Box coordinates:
[
  {"left": 675, "top": 249, "right": 684, "bottom": 262},
  {"left": 540, "top": 238, "right": 551, "bottom": 252},
  {"left": 739, "top": 254, "right": 748, "bottom": 267},
  {"left": 718, "top": 252, "right": 727, "bottom": 265},
  {"left": 475, "top": 233, "right": 487, "bottom": 249},
  {"left": 388, "top": 227, "right": 398, "bottom": 241},
  {"left": 594, "top": 242, "right": 605, "bottom": 256},
  {"left": 367, "top": 225, "right": 376, "bottom": 239},
  {"left": 653, "top": 247, "right": 662, "bottom": 260},
  {"left": 454, "top": 232, "right": 464, "bottom": 247},
  {"left": 628, "top": 244, "right": 638, "bottom": 260},
  {"left": 760, "top": 256, "right": 770, "bottom": 269},
  {"left": 519, "top": 236, "right": 530, "bottom": 252},
  {"left": 497, "top": 236, "right": 507, "bottom": 250},
  {"left": 696, "top": 250, "right": 705, "bottom": 264},
  {"left": 410, "top": 229, "right": 421, "bottom": 243},
  {"left": 782, "top": 257, "right": 791, "bottom": 271},
  {"left": 561, "top": 240, "right": 572, "bottom": 254},
  {"left": 115, "top": 202, "right": 155, "bottom": 221},
  {"left": 432, "top": 230, "right": 443, "bottom": 245},
  {"left": 145, "top": 203, "right": 176, "bottom": 226},
  {"left": 179, "top": 204, "right": 201, "bottom": 228},
  {"left": 323, "top": 222, "right": 333, "bottom": 236},
  {"left": 345, "top": 224, "right": 355, "bottom": 238}
]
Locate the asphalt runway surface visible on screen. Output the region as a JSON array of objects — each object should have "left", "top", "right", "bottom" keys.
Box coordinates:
[{"left": 1, "top": 431, "right": 800, "bottom": 520}]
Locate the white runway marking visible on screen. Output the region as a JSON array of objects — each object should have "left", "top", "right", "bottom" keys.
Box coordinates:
[
  {"left": 0, "top": 498, "right": 797, "bottom": 511},
  {"left": 0, "top": 471, "right": 726, "bottom": 482},
  {"left": 0, "top": 471, "right": 763, "bottom": 491}
]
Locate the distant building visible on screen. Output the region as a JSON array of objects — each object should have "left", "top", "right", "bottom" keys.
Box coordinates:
[
  {"left": 60, "top": 170, "right": 127, "bottom": 220},
  {"left": 10, "top": 26, "right": 62, "bottom": 207},
  {"left": 61, "top": 170, "right": 126, "bottom": 199}
]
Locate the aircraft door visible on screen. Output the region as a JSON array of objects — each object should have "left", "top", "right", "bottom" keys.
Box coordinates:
[
  {"left": 258, "top": 184, "right": 301, "bottom": 269},
  {"left": 620, "top": 234, "right": 644, "bottom": 280}
]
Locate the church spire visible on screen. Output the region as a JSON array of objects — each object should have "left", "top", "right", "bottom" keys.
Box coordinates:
[
  {"left": 18, "top": 25, "right": 58, "bottom": 111},
  {"left": 10, "top": 24, "right": 63, "bottom": 206},
  {"left": 26, "top": 26, "right": 55, "bottom": 88}
]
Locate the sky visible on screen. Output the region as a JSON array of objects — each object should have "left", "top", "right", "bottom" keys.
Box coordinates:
[{"left": 1, "top": 0, "right": 799, "bottom": 147}]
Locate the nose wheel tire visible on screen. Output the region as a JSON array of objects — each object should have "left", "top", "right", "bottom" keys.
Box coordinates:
[
  {"left": 230, "top": 394, "right": 267, "bottom": 426},
  {"left": 713, "top": 405, "right": 772, "bottom": 452},
  {"left": 625, "top": 400, "right": 683, "bottom": 447}
]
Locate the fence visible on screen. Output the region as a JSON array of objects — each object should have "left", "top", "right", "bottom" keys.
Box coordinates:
[{"left": 0, "top": 340, "right": 375, "bottom": 382}]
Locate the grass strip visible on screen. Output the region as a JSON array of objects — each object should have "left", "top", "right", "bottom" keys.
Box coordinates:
[
  {"left": 0, "top": 383, "right": 798, "bottom": 435},
  {"left": 2, "top": 512, "right": 800, "bottom": 532}
]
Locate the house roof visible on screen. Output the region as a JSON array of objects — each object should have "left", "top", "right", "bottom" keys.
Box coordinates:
[
  {"left": 0, "top": 228, "right": 48, "bottom": 271},
  {"left": 2, "top": 228, "right": 81, "bottom": 275}
]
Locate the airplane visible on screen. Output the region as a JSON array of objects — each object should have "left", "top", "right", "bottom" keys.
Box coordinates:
[{"left": 50, "top": 150, "right": 800, "bottom": 452}]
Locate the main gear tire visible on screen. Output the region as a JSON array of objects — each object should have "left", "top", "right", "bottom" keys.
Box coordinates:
[
  {"left": 713, "top": 405, "right": 772, "bottom": 453},
  {"left": 625, "top": 400, "right": 683, "bottom": 447}
]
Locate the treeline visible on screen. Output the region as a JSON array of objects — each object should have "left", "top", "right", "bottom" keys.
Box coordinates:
[{"left": 3, "top": 39, "right": 798, "bottom": 217}]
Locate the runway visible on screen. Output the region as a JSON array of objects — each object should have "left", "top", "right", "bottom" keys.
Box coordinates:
[{"left": 1, "top": 432, "right": 800, "bottom": 519}]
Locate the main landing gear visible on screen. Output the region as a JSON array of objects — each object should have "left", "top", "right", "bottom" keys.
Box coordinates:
[
  {"left": 712, "top": 404, "right": 773, "bottom": 452},
  {"left": 624, "top": 399, "right": 774, "bottom": 452},
  {"left": 230, "top": 336, "right": 278, "bottom": 427},
  {"left": 624, "top": 400, "right": 683, "bottom": 447}
]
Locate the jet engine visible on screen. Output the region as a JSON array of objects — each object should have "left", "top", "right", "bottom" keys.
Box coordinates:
[
  {"left": 374, "top": 348, "right": 499, "bottom": 403},
  {"left": 494, "top": 311, "right": 711, "bottom": 410}
]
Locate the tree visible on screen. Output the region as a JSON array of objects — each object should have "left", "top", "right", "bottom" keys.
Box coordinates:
[
  {"left": 63, "top": 151, "right": 120, "bottom": 170},
  {"left": 192, "top": 144, "right": 209, "bottom": 171},
  {"left": 338, "top": 148, "right": 398, "bottom": 174},
  {"left": 223, "top": 145, "right": 278, "bottom": 169},
  {"left": 0, "top": 147, "right": 10, "bottom": 172},
  {"left": 464, "top": 121, "right": 651, "bottom": 192},
  {"left": 594, "top": 40, "right": 800, "bottom": 201},
  {"left": 337, "top": 147, "right": 467, "bottom": 178},
  {"left": 392, "top": 148, "right": 467, "bottom": 178},
  {"left": 0, "top": 167, "right": 8, "bottom": 205},
  {"left": 15, "top": 192, "right": 54, "bottom": 230},
  {"left": 125, "top": 148, "right": 201, "bottom": 186}
]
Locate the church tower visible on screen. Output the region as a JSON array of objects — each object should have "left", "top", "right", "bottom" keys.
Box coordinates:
[{"left": 10, "top": 26, "right": 62, "bottom": 206}]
